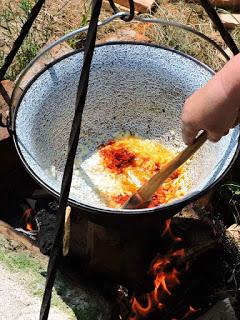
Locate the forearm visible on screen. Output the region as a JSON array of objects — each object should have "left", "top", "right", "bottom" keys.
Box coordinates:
[{"left": 181, "top": 53, "right": 240, "bottom": 145}]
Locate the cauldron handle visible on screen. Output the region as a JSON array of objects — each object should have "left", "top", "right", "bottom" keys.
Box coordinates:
[{"left": 10, "top": 12, "right": 230, "bottom": 129}]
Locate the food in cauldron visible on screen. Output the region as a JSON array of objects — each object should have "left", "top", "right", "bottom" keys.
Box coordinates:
[{"left": 69, "top": 133, "right": 190, "bottom": 209}]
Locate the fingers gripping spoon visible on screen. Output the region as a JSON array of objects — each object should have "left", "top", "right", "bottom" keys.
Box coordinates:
[{"left": 122, "top": 132, "right": 208, "bottom": 209}]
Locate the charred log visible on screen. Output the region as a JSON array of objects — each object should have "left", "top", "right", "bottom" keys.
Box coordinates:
[
  {"left": 0, "top": 220, "right": 40, "bottom": 254},
  {"left": 35, "top": 203, "right": 221, "bottom": 286},
  {"left": 35, "top": 200, "right": 59, "bottom": 255}
]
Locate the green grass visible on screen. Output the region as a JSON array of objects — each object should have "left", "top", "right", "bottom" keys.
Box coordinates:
[
  {"left": 19, "top": 0, "right": 32, "bottom": 12},
  {"left": 0, "top": 250, "right": 42, "bottom": 272},
  {"left": 1, "top": 1, "right": 36, "bottom": 79},
  {"left": 0, "top": 0, "right": 96, "bottom": 79},
  {"left": 0, "top": 237, "right": 109, "bottom": 319},
  {"left": 1, "top": 0, "right": 233, "bottom": 81},
  {"left": 0, "top": 0, "right": 68, "bottom": 80},
  {"left": 0, "top": 238, "right": 76, "bottom": 318}
]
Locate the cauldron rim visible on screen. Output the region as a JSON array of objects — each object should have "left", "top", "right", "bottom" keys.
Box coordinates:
[{"left": 12, "top": 41, "right": 240, "bottom": 219}]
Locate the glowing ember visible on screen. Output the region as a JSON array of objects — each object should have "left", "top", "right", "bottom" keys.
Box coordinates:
[
  {"left": 26, "top": 222, "right": 33, "bottom": 231},
  {"left": 171, "top": 249, "right": 185, "bottom": 258},
  {"left": 23, "top": 208, "right": 33, "bottom": 231}
]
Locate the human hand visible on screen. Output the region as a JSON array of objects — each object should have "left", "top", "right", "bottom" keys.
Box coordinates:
[{"left": 181, "top": 53, "right": 240, "bottom": 145}]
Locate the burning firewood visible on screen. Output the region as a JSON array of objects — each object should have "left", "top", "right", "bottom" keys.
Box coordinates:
[{"left": 0, "top": 200, "right": 239, "bottom": 320}]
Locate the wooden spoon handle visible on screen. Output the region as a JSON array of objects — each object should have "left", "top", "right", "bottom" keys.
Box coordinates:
[{"left": 123, "top": 131, "right": 207, "bottom": 209}]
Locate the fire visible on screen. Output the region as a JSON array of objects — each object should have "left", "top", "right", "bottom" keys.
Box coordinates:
[
  {"left": 130, "top": 255, "right": 181, "bottom": 319},
  {"left": 129, "top": 219, "right": 198, "bottom": 320},
  {"left": 23, "top": 208, "right": 33, "bottom": 231},
  {"left": 182, "top": 305, "right": 198, "bottom": 319},
  {"left": 129, "top": 220, "right": 184, "bottom": 320},
  {"left": 162, "top": 219, "right": 182, "bottom": 242},
  {"left": 172, "top": 249, "right": 185, "bottom": 258},
  {"left": 26, "top": 222, "right": 33, "bottom": 231},
  {"left": 131, "top": 294, "right": 153, "bottom": 318}
]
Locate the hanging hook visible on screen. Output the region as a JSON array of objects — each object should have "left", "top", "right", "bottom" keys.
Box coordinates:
[
  {"left": 108, "top": 0, "right": 135, "bottom": 21},
  {"left": 122, "top": 0, "right": 135, "bottom": 21}
]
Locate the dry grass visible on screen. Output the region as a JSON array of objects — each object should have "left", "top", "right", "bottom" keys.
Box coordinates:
[
  {"left": 0, "top": 0, "right": 91, "bottom": 80},
  {"left": 1, "top": 0, "right": 240, "bottom": 80},
  {"left": 232, "top": 27, "right": 240, "bottom": 48},
  {"left": 137, "top": 0, "right": 227, "bottom": 71},
  {"left": 0, "top": 0, "right": 120, "bottom": 78}
]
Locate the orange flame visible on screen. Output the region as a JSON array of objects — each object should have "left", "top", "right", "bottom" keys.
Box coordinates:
[
  {"left": 130, "top": 256, "right": 182, "bottom": 319},
  {"left": 129, "top": 219, "right": 199, "bottom": 320},
  {"left": 182, "top": 305, "right": 198, "bottom": 319},
  {"left": 23, "top": 208, "right": 33, "bottom": 231},
  {"left": 129, "top": 219, "right": 186, "bottom": 320},
  {"left": 172, "top": 249, "right": 185, "bottom": 258},
  {"left": 131, "top": 294, "right": 153, "bottom": 318},
  {"left": 26, "top": 222, "right": 33, "bottom": 231},
  {"left": 161, "top": 219, "right": 182, "bottom": 242}
]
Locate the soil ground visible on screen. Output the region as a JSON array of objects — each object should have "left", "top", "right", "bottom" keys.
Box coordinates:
[{"left": 0, "top": 235, "right": 111, "bottom": 320}]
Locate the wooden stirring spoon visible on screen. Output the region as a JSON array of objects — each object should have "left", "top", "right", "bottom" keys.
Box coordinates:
[{"left": 122, "top": 131, "right": 207, "bottom": 209}]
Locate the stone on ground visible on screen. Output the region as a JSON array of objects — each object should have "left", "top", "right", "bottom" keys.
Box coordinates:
[
  {"left": 103, "top": 0, "right": 155, "bottom": 13},
  {"left": 219, "top": 13, "right": 240, "bottom": 29}
]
